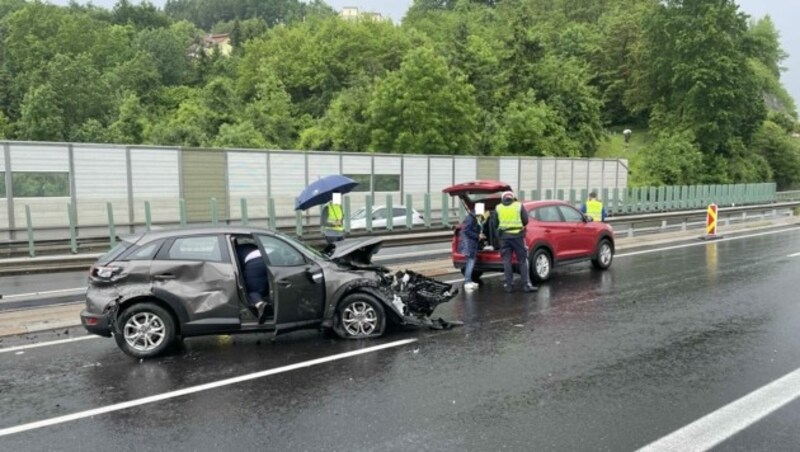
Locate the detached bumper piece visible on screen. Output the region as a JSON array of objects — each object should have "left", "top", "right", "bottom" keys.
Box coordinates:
[{"left": 388, "top": 271, "right": 462, "bottom": 330}]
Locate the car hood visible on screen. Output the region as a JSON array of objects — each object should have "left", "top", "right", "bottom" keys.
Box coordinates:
[
  {"left": 443, "top": 180, "right": 511, "bottom": 210},
  {"left": 327, "top": 237, "right": 383, "bottom": 267}
]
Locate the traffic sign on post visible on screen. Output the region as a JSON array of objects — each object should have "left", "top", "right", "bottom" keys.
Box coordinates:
[{"left": 702, "top": 203, "right": 723, "bottom": 241}]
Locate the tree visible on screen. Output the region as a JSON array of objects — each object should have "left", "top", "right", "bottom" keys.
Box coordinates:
[
  {"left": 491, "top": 90, "right": 577, "bottom": 156},
  {"left": 213, "top": 121, "right": 269, "bottom": 149},
  {"left": 18, "top": 84, "right": 65, "bottom": 141},
  {"left": 107, "top": 94, "right": 150, "bottom": 144},
  {"left": 299, "top": 81, "right": 374, "bottom": 152},
  {"left": 754, "top": 121, "right": 800, "bottom": 190},
  {"left": 634, "top": 131, "right": 704, "bottom": 186},
  {"left": 368, "top": 45, "right": 479, "bottom": 154},
  {"left": 629, "top": 0, "right": 766, "bottom": 163},
  {"left": 45, "top": 53, "right": 113, "bottom": 140},
  {"left": 135, "top": 24, "right": 194, "bottom": 86},
  {"left": 244, "top": 71, "right": 296, "bottom": 148}
]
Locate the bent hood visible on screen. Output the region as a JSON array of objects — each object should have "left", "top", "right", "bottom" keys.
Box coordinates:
[{"left": 327, "top": 237, "right": 383, "bottom": 267}]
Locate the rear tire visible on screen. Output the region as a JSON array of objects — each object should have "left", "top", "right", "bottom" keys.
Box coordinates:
[
  {"left": 530, "top": 248, "right": 552, "bottom": 282},
  {"left": 591, "top": 239, "right": 614, "bottom": 270},
  {"left": 333, "top": 293, "right": 386, "bottom": 340},
  {"left": 114, "top": 302, "right": 176, "bottom": 359}
]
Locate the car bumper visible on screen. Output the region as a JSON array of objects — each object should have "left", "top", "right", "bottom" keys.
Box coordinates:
[{"left": 80, "top": 309, "right": 113, "bottom": 337}]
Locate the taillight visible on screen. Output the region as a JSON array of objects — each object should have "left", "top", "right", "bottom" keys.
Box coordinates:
[{"left": 92, "top": 266, "right": 121, "bottom": 279}]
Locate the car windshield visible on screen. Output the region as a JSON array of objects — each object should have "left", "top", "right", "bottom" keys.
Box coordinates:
[
  {"left": 271, "top": 230, "right": 328, "bottom": 260},
  {"left": 96, "top": 241, "right": 133, "bottom": 265},
  {"left": 351, "top": 207, "right": 367, "bottom": 220}
]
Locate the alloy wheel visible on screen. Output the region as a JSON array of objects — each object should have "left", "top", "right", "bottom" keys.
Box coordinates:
[
  {"left": 342, "top": 301, "right": 378, "bottom": 336},
  {"left": 123, "top": 312, "right": 166, "bottom": 352}
]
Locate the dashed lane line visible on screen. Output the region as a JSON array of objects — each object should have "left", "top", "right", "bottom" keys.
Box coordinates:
[
  {"left": 638, "top": 367, "right": 800, "bottom": 452},
  {"left": 0, "top": 338, "right": 418, "bottom": 437},
  {"left": 0, "top": 335, "right": 99, "bottom": 354}
]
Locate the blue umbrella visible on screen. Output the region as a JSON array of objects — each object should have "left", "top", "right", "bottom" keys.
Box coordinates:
[{"left": 295, "top": 175, "right": 360, "bottom": 211}]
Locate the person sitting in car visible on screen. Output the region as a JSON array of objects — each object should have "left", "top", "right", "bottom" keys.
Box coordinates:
[{"left": 242, "top": 247, "right": 271, "bottom": 323}]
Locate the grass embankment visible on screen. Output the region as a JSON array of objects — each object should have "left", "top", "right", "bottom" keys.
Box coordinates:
[{"left": 596, "top": 127, "right": 651, "bottom": 186}]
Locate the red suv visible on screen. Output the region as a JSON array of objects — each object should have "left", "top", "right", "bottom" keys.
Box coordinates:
[{"left": 444, "top": 180, "right": 615, "bottom": 282}]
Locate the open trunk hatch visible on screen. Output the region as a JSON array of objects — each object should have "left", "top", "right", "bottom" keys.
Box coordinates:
[{"left": 443, "top": 180, "right": 511, "bottom": 210}]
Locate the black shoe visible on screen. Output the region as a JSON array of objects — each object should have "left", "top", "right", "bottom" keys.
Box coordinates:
[
  {"left": 523, "top": 285, "right": 538, "bottom": 293},
  {"left": 504, "top": 285, "right": 514, "bottom": 293}
]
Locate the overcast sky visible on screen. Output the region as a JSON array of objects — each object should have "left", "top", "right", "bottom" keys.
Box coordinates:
[{"left": 48, "top": 0, "right": 800, "bottom": 105}]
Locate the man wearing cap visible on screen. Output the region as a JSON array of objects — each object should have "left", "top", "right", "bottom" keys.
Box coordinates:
[{"left": 493, "top": 191, "right": 537, "bottom": 293}]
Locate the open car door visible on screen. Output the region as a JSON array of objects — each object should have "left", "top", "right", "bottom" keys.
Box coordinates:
[{"left": 255, "top": 234, "right": 326, "bottom": 331}]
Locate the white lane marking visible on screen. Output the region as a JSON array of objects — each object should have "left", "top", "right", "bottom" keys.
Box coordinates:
[
  {"left": 0, "top": 336, "right": 99, "bottom": 354},
  {"left": 638, "top": 367, "right": 800, "bottom": 452},
  {"left": 0, "top": 338, "right": 417, "bottom": 437},
  {"left": 1, "top": 288, "right": 86, "bottom": 302},
  {"left": 617, "top": 228, "right": 800, "bottom": 258},
  {"left": 788, "top": 252, "right": 800, "bottom": 258}
]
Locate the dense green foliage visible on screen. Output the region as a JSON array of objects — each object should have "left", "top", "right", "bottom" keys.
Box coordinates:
[{"left": 0, "top": 0, "right": 798, "bottom": 188}]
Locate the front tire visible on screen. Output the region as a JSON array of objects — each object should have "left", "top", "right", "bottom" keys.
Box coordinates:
[
  {"left": 591, "top": 239, "right": 614, "bottom": 270},
  {"left": 530, "top": 248, "right": 552, "bottom": 282},
  {"left": 114, "top": 302, "right": 176, "bottom": 359},
  {"left": 333, "top": 293, "right": 386, "bottom": 340}
]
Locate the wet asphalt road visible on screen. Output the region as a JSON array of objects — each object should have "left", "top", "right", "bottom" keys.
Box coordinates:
[{"left": 1, "top": 229, "right": 800, "bottom": 451}]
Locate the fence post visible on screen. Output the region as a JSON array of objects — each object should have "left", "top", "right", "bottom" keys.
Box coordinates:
[
  {"left": 532, "top": 190, "right": 540, "bottom": 201},
  {"left": 365, "top": 194, "right": 373, "bottom": 232},
  {"left": 210, "top": 198, "right": 219, "bottom": 225},
  {"left": 611, "top": 188, "right": 619, "bottom": 215},
  {"left": 518, "top": 190, "right": 525, "bottom": 202},
  {"left": 179, "top": 199, "right": 187, "bottom": 227},
  {"left": 424, "top": 193, "right": 431, "bottom": 228},
  {"left": 144, "top": 201, "right": 152, "bottom": 231},
  {"left": 441, "top": 192, "right": 450, "bottom": 227},
  {"left": 458, "top": 198, "right": 465, "bottom": 220},
  {"left": 268, "top": 198, "right": 276, "bottom": 230},
  {"left": 545, "top": 189, "right": 553, "bottom": 200},
  {"left": 557, "top": 189, "right": 565, "bottom": 201},
  {"left": 570, "top": 189, "right": 577, "bottom": 205},
  {"left": 25, "top": 205, "right": 35, "bottom": 257},
  {"left": 295, "top": 198, "right": 303, "bottom": 237},
  {"left": 107, "top": 202, "right": 116, "bottom": 249},
  {"left": 68, "top": 203, "right": 78, "bottom": 254},
  {"left": 344, "top": 195, "right": 351, "bottom": 233},
  {"left": 405, "top": 194, "right": 413, "bottom": 229},
  {"left": 240, "top": 198, "right": 249, "bottom": 225},
  {"left": 621, "top": 189, "right": 629, "bottom": 214},
  {"left": 386, "top": 194, "right": 394, "bottom": 231}
]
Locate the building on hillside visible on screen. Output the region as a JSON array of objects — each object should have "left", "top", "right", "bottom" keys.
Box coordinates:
[
  {"left": 188, "top": 33, "right": 233, "bottom": 59},
  {"left": 339, "top": 6, "right": 384, "bottom": 22}
]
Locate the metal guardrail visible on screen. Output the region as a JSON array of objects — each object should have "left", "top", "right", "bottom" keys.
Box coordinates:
[
  {"left": 2, "top": 201, "right": 798, "bottom": 263},
  {"left": 776, "top": 190, "right": 800, "bottom": 202},
  {"left": 607, "top": 202, "right": 800, "bottom": 237}
]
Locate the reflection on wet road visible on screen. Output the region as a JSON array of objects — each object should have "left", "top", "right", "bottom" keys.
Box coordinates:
[{"left": 1, "top": 229, "right": 800, "bottom": 451}]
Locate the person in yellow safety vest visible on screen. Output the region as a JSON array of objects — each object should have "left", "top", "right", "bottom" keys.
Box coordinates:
[
  {"left": 581, "top": 191, "right": 607, "bottom": 222},
  {"left": 321, "top": 192, "right": 345, "bottom": 244},
  {"left": 492, "top": 191, "right": 537, "bottom": 294}
]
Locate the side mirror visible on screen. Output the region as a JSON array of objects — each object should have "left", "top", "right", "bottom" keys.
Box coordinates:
[{"left": 584, "top": 215, "right": 594, "bottom": 223}]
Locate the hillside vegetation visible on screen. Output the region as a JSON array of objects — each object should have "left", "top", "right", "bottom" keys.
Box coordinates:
[{"left": 0, "top": 0, "right": 798, "bottom": 188}]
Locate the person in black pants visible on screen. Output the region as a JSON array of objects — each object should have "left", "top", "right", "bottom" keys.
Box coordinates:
[
  {"left": 492, "top": 191, "right": 537, "bottom": 293},
  {"left": 241, "top": 246, "right": 271, "bottom": 323}
]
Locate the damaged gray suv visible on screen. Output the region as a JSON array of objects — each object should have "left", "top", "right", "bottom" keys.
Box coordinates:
[{"left": 80, "top": 227, "right": 457, "bottom": 359}]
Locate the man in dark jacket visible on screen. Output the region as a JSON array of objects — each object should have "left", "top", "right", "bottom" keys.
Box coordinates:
[{"left": 492, "top": 191, "right": 536, "bottom": 293}]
